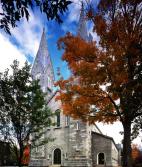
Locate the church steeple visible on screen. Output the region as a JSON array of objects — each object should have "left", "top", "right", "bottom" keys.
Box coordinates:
[
  {"left": 77, "top": 3, "right": 89, "bottom": 41},
  {"left": 31, "top": 28, "right": 54, "bottom": 93}
]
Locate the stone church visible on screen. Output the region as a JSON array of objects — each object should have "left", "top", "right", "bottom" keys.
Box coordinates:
[{"left": 30, "top": 6, "right": 121, "bottom": 167}]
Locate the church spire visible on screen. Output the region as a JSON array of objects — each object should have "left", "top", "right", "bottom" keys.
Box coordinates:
[
  {"left": 31, "top": 28, "right": 54, "bottom": 93},
  {"left": 77, "top": 3, "right": 89, "bottom": 41}
]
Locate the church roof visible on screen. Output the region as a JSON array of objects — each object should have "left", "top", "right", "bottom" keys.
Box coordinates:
[
  {"left": 37, "top": 28, "right": 49, "bottom": 69},
  {"left": 31, "top": 28, "right": 55, "bottom": 92},
  {"left": 31, "top": 28, "right": 53, "bottom": 74},
  {"left": 92, "top": 131, "right": 119, "bottom": 150}
]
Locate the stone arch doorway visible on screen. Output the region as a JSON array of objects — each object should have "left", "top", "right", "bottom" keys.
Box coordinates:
[
  {"left": 53, "top": 148, "right": 61, "bottom": 164},
  {"left": 98, "top": 152, "right": 105, "bottom": 165}
]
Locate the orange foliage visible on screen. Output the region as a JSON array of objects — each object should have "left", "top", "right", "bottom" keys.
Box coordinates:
[
  {"left": 57, "top": 33, "right": 129, "bottom": 123},
  {"left": 132, "top": 144, "right": 141, "bottom": 161},
  {"left": 56, "top": 1, "right": 142, "bottom": 125},
  {"left": 22, "top": 145, "right": 30, "bottom": 165}
]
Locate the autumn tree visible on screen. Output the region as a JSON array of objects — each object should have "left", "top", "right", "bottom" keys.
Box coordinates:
[
  {"left": 132, "top": 144, "right": 142, "bottom": 167},
  {"left": 0, "top": 60, "right": 52, "bottom": 167},
  {"left": 0, "top": 0, "right": 72, "bottom": 34},
  {"left": 56, "top": 1, "right": 142, "bottom": 167},
  {"left": 132, "top": 145, "right": 141, "bottom": 161}
]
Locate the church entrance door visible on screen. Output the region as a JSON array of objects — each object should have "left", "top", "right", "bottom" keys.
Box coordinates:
[
  {"left": 98, "top": 153, "right": 105, "bottom": 165},
  {"left": 53, "top": 148, "right": 61, "bottom": 164}
]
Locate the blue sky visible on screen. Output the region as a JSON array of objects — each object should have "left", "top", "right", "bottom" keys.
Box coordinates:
[
  {"left": 0, "top": 0, "right": 141, "bottom": 145},
  {"left": 0, "top": 0, "right": 100, "bottom": 77},
  {"left": 0, "top": 0, "right": 97, "bottom": 79}
]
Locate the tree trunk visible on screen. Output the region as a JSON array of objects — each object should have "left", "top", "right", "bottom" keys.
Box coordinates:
[
  {"left": 14, "top": 146, "right": 19, "bottom": 167},
  {"left": 18, "top": 148, "right": 22, "bottom": 167},
  {"left": 18, "top": 141, "right": 23, "bottom": 167},
  {"left": 122, "top": 121, "right": 132, "bottom": 167}
]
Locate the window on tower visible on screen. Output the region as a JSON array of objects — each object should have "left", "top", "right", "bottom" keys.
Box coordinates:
[
  {"left": 76, "top": 121, "right": 80, "bottom": 130},
  {"left": 36, "top": 73, "right": 41, "bottom": 80},
  {"left": 42, "top": 86, "right": 46, "bottom": 92},
  {"left": 55, "top": 110, "right": 61, "bottom": 127},
  {"left": 65, "top": 115, "right": 70, "bottom": 127},
  {"left": 47, "top": 77, "right": 52, "bottom": 89}
]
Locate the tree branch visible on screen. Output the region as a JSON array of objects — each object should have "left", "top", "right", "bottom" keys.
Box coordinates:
[{"left": 107, "top": 93, "right": 124, "bottom": 123}]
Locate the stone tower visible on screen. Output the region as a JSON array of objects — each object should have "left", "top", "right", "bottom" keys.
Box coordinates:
[
  {"left": 77, "top": 3, "right": 88, "bottom": 40},
  {"left": 31, "top": 28, "right": 54, "bottom": 95},
  {"left": 77, "top": 3, "right": 93, "bottom": 42}
]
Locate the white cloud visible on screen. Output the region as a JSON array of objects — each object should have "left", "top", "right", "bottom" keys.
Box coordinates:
[
  {"left": 61, "top": 0, "right": 100, "bottom": 43},
  {"left": 0, "top": 9, "right": 45, "bottom": 73},
  {"left": 8, "top": 10, "right": 43, "bottom": 59},
  {"left": 0, "top": 9, "right": 44, "bottom": 72},
  {"left": 67, "top": 0, "right": 100, "bottom": 23},
  {"left": 0, "top": 9, "right": 43, "bottom": 71},
  {"left": 61, "top": 0, "right": 86, "bottom": 33},
  {"left": 0, "top": 33, "right": 26, "bottom": 72},
  {"left": 68, "top": 0, "right": 81, "bottom": 22}
]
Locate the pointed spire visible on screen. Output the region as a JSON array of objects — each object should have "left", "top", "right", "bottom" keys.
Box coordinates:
[
  {"left": 77, "top": 3, "right": 89, "bottom": 41},
  {"left": 31, "top": 28, "right": 54, "bottom": 93},
  {"left": 38, "top": 28, "right": 49, "bottom": 68}
]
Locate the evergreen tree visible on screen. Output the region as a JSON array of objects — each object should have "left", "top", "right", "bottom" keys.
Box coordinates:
[{"left": 0, "top": 60, "right": 52, "bottom": 167}]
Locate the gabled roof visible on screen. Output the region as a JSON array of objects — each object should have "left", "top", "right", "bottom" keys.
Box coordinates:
[
  {"left": 92, "top": 131, "right": 120, "bottom": 151},
  {"left": 31, "top": 28, "right": 49, "bottom": 74}
]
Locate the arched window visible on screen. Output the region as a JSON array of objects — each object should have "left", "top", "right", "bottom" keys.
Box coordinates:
[
  {"left": 47, "top": 77, "right": 51, "bottom": 89},
  {"left": 98, "top": 153, "right": 105, "bottom": 165},
  {"left": 55, "top": 110, "right": 60, "bottom": 127},
  {"left": 76, "top": 121, "right": 80, "bottom": 130},
  {"left": 35, "top": 73, "right": 41, "bottom": 80},
  {"left": 53, "top": 148, "right": 61, "bottom": 164}
]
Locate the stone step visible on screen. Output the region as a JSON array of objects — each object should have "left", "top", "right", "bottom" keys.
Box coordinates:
[{"left": 64, "top": 159, "right": 88, "bottom": 166}]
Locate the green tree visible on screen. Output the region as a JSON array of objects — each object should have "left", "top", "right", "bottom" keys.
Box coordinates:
[
  {"left": 0, "top": 60, "right": 52, "bottom": 167},
  {"left": 0, "top": 0, "right": 72, "bottom": 34}
]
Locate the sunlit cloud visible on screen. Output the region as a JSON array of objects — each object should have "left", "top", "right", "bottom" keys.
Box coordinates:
[
  {"left": 10, "top": 11, "right": 43, "bottom": 59},
  {"left": 0, "top": 9, "right": 44, "bottom": 71},
  {"left": 0, "top": 34, "right": 26, "bottom": 72},
  {"left": 68, "top": 0, "right": 81, "bottom": 22}
]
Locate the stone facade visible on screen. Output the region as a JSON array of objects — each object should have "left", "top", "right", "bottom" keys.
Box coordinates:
[
  {"left": 91, "top": 132, "right": 120, "bottom": 167},
  {"left": 29, "top": 5, "right": 121, "bottom": 167},
  {"left": 30, "top": 92, "right": 120, "bottom": 167},
  {"left": 30, "top": 92, "right": 93, "bottom": 167}
]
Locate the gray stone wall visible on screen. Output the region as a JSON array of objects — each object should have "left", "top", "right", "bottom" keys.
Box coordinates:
[
  {"left": 30, "top": 93, "right": 120, "bottom": 167},
  {"left": 91, "top": 133, "right": 119, "bottom": 167},
  {"left": 30, "top": 93, "right": 92, "bottom": 167}
]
